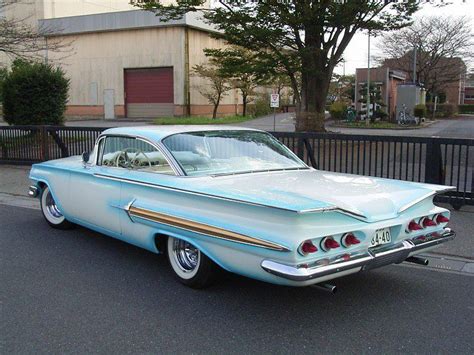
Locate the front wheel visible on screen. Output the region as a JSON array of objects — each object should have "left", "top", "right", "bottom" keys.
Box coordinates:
[
  {"left": 40, "top": 186, "right": 74, "bottom": 229},
  {"left": 167, "top": 236, "right": 219, "bottom": 289}
]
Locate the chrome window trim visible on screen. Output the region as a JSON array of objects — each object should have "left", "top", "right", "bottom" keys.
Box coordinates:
[{"left": 94, "top": 133, "right": 184, "bottom": 176}]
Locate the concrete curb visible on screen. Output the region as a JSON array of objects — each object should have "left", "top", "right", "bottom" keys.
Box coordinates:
[
  {"left": 328, "top": 120, "right": 438, "bottom": 130},
  {"left": 0, "top": 192, "right": 40, "bottom": 210},
  {"left": 403, "top": 253, "right": 474, "bottom": 276}
]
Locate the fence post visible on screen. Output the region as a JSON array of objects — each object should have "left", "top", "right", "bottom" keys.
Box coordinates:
[
  {"left": 297, "top": 136, "right": 304, "bottom": 161},
  {"left": 424, "top": 140, "right": 443, "bottom": 184},
  {"left": 41, "top": 126, "right": 49, "bottom": 162}
]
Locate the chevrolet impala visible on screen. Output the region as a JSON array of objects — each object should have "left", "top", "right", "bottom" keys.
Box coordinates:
[{"left": 29, "top": 126, "right": 455, "bottom": 290}]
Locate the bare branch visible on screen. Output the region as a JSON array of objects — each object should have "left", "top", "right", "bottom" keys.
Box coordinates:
[
  {"left": 378, "top": 16, "right": 472, "bottom": 95},
  {"left": 0, "top": 0, "right": 73, "bottom": 63}
]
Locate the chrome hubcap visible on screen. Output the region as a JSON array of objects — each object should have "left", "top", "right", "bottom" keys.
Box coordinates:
[
  {"left": 172, "top": 239, "right": 199, "bottom": 272},
  {"left": 46, "top": 192, "right": 63, "bottom": 218}
]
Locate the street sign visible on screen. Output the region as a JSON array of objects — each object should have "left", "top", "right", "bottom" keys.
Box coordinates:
[{"left": 270, "top": 94, "right": 280, "bottom": 108}]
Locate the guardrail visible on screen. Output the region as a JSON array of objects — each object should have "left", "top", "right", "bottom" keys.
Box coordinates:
[{"left": 1, "top": 125, "right": 472, "bottom": 208}]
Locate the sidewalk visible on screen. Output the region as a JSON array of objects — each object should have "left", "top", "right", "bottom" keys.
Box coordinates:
[{"left": 0, "top": 164, "right": 472, "bottom": 260}]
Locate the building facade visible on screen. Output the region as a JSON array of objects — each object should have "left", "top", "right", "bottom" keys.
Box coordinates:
[
  {"left": 1, "top": 0, "right": 246, "bottom": 119},
  {"left": 461, "top": 76, "right": 474, "bottom": 105},
  {"left": 354, "top": 67, "right": 407, "bottom": 120},
  {"left": 383, "top": 55, "right": 467, "bottom": 106}
]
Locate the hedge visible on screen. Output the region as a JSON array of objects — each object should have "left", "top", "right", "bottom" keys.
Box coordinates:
[
  {"left": 329, "top": 101, "right": 347, "bottom": 120},
  {"left": 2, "top": 60, "right": 69, "bottom": 125},
  {"left": 414, "top": 104, "right": 427, "bottom": 118},
  {"left": 458, "top": 104, "right": 474, "bottom": 114},
  {"left": 426, "top": 103, "right": 457, "bottom": 118}
]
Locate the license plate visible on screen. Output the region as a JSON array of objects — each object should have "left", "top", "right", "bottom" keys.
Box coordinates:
[{"left": 370, "top": 228, "right": 392, "bottom": 247}]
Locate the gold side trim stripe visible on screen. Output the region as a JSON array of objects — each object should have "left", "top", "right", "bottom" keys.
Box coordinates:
[{"left": 128, "top": 206, "right": 289, "bottom": 252}]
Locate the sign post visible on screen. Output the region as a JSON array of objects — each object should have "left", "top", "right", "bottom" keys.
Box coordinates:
[{"left": 270, "top": 93, "right": 280, "bottom": 131}]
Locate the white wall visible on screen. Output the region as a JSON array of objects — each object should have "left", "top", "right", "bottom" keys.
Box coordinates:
[{"left": 50, "top": 27, "right": 186, "bottom": 106}]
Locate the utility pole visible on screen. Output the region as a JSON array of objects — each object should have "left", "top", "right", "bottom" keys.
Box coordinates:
[
  {"left": 366, "top": 31, "right": 370, "bottom": 126},
  {"left": 413, "top": 45, "right": 417, "bottom": 84}
]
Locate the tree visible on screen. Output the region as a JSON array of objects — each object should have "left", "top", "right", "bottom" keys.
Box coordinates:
[
  {"left": 0, "top": 0, "right": 71, "bottom": 60},
  {"left": 205, "top": 46, "right": 259, "bottom": 117},
  {"left": 192, "top": 63, "right": 231, "bottom": 119},
  {"left": 2, "top": 59, "right": 70, "bottom": 125},
  {"left": 379, "top": 16, "right": 473, "bottom": 100},
  {"left": 0, "top": 66, "right": 7, "bottom": 103},
  {"left": 135, "top": 1, "right": 419, "bottom": 131},
  {"left": 327, "top": 73, "right": 355, "bottom": 104}
]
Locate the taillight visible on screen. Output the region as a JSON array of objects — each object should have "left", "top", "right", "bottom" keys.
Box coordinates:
[
  {"left": 406, "top": 220, "right": 422, "bottom": 232},
  {"left": 299, "top": 240, "right": 318, "bottom": 256},
  {"left": 321, "top": 237, "right": 340, "bottom": 251},
  {"left": 436, "top": 214, "right": 449, "bottom": 224},
  {"left": 421, "top": 217, "right": 437, "bottom": 228},
  {"left": 341, "top": 233, "right": 361, "bottom": 247}
]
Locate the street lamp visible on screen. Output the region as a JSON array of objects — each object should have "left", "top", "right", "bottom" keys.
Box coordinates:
[{"left": 366, "top": 30, "right": 371, "bottom": 126}]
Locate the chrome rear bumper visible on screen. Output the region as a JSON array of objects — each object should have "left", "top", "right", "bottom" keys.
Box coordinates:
[{"left": 261, "top": 228, "right": 455, "bottom": 282}]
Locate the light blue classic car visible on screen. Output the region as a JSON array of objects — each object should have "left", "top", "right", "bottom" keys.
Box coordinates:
[{"left": 29, "top": 126, "right": 455, "bottom": 290}]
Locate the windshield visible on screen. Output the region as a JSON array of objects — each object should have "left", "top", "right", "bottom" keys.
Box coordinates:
[{"left": 162, "top": 130, "right": 307, "bottom": 176}]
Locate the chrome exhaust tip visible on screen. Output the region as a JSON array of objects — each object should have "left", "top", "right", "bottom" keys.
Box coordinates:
[
  {"left": 405, "top": 256, "right": 429, "bottom": 266},
  {"left": 311, "top": 283, "right": 337, "bottom": 294}
]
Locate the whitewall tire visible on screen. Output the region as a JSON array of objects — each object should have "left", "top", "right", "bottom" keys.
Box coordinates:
[
  {"left": 166, "top": 236, "right": 219, "bottom": 288},
  {"left": 40, "top": 186, "right": 74, "bottom": 229}
]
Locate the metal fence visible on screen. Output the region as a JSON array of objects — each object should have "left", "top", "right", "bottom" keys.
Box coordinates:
[
  {"left": 1, "top": 125, "right": 472, "bottom": 208},
  {"left": 0, "top": 125, "right": 103, "bottom": 164},
  {"left": 273, "top": 132, "right": 473, "bottom": 208}
]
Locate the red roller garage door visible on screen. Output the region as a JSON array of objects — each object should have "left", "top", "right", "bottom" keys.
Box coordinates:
[{"left": 124, "top": 67, "right": 174, "bottom": 118}]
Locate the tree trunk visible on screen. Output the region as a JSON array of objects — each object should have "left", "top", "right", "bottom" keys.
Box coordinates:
[
  {"left": 296, "top": 68, "right": 330, "bottom": 132},
  {"left": 212, "top": 104, "right": 218, "bottom": 119},
  {"left": 242, "top": 93, "right": 247, "bottom": 117},
  {"left": 213, "top": 94, "right": 221, "bottom": 119}
]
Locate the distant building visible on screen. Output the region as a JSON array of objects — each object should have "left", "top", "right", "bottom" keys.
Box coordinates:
[
  {"left": 461, "top": 77, "right": 474, "bottom": 105},
  {"left": 354, "top": 67, "right": 407, "bottom": 120},
  {"left": 0, "top": 0, "right": 249, "bottom": 119},
  {"left": 383, "top": 55, "right": 467, "bottom": 105}
]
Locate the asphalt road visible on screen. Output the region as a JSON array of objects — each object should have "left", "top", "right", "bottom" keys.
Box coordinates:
[
  {"left": 2, "top": 113, "right": 473, "bottom": 138},
  {"left": 1, "top": 205, "right": 473, "bottom": 354},
  {"left": 238, "top": 114, "right": 474, "bottom": 138}
]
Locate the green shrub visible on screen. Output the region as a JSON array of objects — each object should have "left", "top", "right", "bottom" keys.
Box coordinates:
[
  {"left": 414, "top": 104, "right": 427, "bottom": 118},
  {"left": 2, "top": 60, "right": 69, "bottom": 125},
  {"left": 426, "top": 103, "right": 457, "bottom": 118},
  {"left": 458, "top": 104, "right": 474, "bottom": 114},
  {"left": 248, "top": 93, "right": 272, "bottom": 117},
  {"left": 329, "top": 101, "right": 347, "bottom": 120},
  {"left": 0, "top": 67, "right": 7, "bottom": 104}
]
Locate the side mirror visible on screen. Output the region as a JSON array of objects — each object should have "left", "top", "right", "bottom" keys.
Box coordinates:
[{"left": 82, "top": 151, "right": 90, "bottom": 165}]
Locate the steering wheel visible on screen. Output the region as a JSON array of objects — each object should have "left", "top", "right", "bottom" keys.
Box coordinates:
[{"left": 115, "top": 148, "right": 152, "bottom": 169}]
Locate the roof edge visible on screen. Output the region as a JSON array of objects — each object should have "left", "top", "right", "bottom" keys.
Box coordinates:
[{"left": 38, "top": 9, "right": 219, "bottom": 37}]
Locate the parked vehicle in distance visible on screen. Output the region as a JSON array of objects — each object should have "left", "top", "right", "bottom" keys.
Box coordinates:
[{"left": 29, "top": 126, "right": 455, "bottom": 289}]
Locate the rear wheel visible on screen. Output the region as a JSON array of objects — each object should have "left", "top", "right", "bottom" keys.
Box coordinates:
[
  {"left": 167, "top": 236, "right": 219, "bottom": 289},
  {"left": 40, "top": 186, "right": 74, "bottom": 229}
]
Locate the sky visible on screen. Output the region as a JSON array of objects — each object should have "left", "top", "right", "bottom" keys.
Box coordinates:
[{"left": 334, "top": 0, "right": 474, "bottom": 76}]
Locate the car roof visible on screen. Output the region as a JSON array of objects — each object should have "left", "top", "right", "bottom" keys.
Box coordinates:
[{"left": 102, "top": 125, "right": 262, "bottom": 142}]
